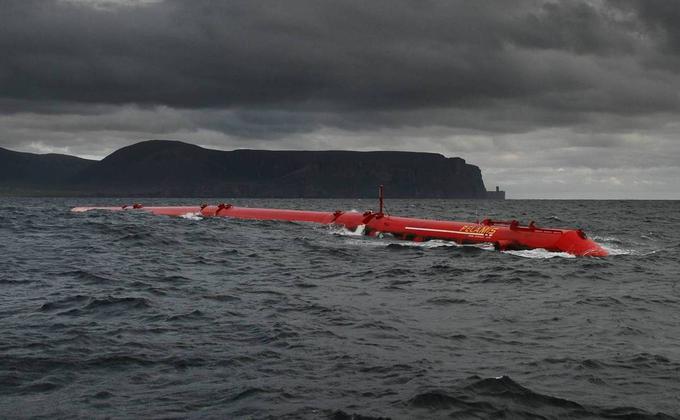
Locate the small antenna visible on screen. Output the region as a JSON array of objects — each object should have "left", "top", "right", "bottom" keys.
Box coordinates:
[{"left": 379, "top": 184, "right": 384, "bottom": 215}]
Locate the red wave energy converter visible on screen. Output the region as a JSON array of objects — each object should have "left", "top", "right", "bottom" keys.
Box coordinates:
[{"left": 71, "top": 186, "right": 608, "bottom": 257}]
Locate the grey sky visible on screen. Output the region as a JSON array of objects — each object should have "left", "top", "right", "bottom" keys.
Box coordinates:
[{"left": 1, "top": 0, "right": 679, "bottom": 198}]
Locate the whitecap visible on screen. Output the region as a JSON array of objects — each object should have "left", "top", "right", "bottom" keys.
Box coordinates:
[
  {"left": 342, "top": 238, "right": 390, "bottom": 248},
  {"left": 327, "top": 224, "right": 366, "bottom": 236},
  {"left": 410, "top": 240, "right": 496, "bottom": 250},
  {"left": 502, "top": 248, "right": 576, "bottom": 259},
  {"left": 590, "top": 235, "right": 639, "bottom": 255},
  {"left": 180, "top": 212, "right": 203, "bottom": 221},
  {"left": 601, "top": 244, "right": 638, "bottom": 256},
  {"left": 386, "top": 239, "right": 463, "bottom": 249}
]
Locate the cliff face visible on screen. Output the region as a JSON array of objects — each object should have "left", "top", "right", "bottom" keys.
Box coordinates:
[{"left": 1, "top": 140, "right": 492, "bottom": 198}]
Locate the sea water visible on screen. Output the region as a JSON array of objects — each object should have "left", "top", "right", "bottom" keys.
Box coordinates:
[{"left": 0, "top": 198, "right": 678, "bottom": 418}]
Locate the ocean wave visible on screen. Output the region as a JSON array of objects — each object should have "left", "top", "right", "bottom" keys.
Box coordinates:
[
  {"left": 425, "top": 296, "right": 470, "bottom": 305},
  {"left": 166, "top": 309, "right": 207, "bottom": 321},
  {"left": 82, "top": 296, "right": 152, "bottom": 316},
  {"left": 36, "top": 295, "right": 153, "bottom": 317},
  {"left": 407, "top": 376, "right": 674, "bottom": 419}
]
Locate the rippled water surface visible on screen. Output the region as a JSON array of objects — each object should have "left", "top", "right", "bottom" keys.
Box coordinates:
[{"left": 1, "top": 198, "right": 679, "bottom": 419}]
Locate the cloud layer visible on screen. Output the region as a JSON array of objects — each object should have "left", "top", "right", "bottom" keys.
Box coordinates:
[{"left": 1, "top": 0, "right": 679, "bottom": 198}]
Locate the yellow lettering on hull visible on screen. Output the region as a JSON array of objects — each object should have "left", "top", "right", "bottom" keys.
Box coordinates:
[{"left": 460, "top": 225, "right": 497, "bottom": 236}]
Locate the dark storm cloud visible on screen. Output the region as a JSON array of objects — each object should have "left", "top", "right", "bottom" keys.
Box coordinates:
[
  {"left": 614, "top": 0, "right": 680, "bottom": 53},
  {"left": 1, "top": 0, "right": 675, "bottom": 117},
  {"left": 2, "top": 0, "right": 680, "bottom": 198}
]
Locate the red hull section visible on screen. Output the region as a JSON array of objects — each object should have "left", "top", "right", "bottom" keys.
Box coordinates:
[{"left": 72, "top": 203, "right": 608, "bottom": 257}]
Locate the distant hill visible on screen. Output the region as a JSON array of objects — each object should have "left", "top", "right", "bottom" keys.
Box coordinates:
[
  {"left": 0, "top": 140, "right": 504, "bottom": 198},
  {"left": 0, "top": 147, "right": 94, "bottom": 195}
]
